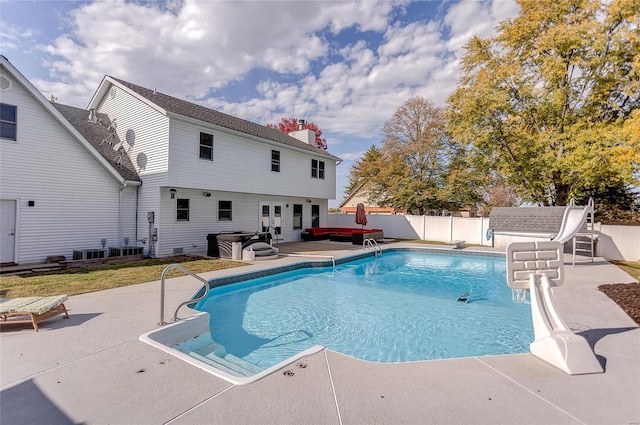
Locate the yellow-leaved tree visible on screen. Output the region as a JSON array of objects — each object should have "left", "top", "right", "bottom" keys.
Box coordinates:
[{"left": 447, "top": 0, "right": 640, "bottom": 208}]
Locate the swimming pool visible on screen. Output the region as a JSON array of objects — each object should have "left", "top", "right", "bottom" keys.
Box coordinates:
[{"left": 140, "top": 248, "right": 534, "bottom": 383}]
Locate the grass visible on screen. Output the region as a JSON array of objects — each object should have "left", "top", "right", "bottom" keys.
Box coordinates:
[
  {"left": 0, "top": 256, "right": 246, "bottom": 298},
  {"left": 1, "top": 253, "right": 638, "bottom": 300},
  {"left": 611, "top": 261, "right": 640, "bottom": 282}
]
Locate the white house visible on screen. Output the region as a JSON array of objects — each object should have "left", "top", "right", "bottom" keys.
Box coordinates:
[
  {"left": 0, "top": 56, "right": 141, "bottom": 265},
  {"left": 0, "top": 56, "right": 340, "bottom": 263}
]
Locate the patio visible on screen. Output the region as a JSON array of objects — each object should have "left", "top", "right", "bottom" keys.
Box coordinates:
[{"left": 1, "top": 242, "right": 638, "bottom": 424}]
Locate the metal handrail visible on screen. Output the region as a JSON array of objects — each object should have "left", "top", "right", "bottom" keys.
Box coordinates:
[
  {"left": 363, "top": 238, "right": 382, "bottom": 257},
  {"left": 158, "top": 264, "right": 210, "bottom": 325},
  {"left": 279, "top": 253, "right": 335, "bottom": 269}
]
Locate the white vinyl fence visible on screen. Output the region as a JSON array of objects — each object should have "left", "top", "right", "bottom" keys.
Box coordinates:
[{"left": 328, "top": 214, "right": 639, "bottom": 262}]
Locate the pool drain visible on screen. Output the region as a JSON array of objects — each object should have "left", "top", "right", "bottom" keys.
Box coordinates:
[{"left": 283, "top": 370, "right": 295, "bottom": 377}]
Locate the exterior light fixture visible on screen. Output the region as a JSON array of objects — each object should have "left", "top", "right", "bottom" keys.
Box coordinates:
[{"left": 169, "top": 188, "right": 177, "bottom": 199}]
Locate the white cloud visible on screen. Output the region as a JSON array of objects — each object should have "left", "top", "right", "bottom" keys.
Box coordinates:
[
  {"left": 318, "top": 0, "right": 410, "bottom": 34},
  {"left": 338, "top": 151, "right": 368, "bottom": 161},
  {"left": 0, "top": 22, "right": 36, "bottom": 51},
  {"left": 25, "top": 0, "right": 518, "bottom": 153},
  {"left": 443, "top": 0, "right": 518, "bottom": 54}
]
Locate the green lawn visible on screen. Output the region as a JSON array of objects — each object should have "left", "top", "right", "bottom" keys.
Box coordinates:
[
  {"left": 1, "top": 255, "right": 637, "bottom": 299},
  {"left": 612, "top": 261, "right": 640, "bottom": 282},
  {"left": 0, "top": 256, "right": 246, "bottom": 298}
]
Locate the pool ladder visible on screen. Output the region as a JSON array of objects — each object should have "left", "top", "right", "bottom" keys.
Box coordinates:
[
  {"left": 363, "top": 238, "right": 382, "bottom": 257},
  {"left": 158, "top": 264, "right": 210, "bottom": 326}
]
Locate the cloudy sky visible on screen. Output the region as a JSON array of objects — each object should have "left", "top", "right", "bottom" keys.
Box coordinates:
[{"left": 1, "top": 0, "right": 519, "bottom": 206}]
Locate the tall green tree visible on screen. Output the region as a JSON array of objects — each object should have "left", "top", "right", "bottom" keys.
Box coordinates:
[
  {"left": 447, "top": 0, "right": 640, "bottom": 206},
  {"left": 344, "top": 145, "right": 384, "bottom": 196},
  {"left": 378, "top": 97, "right": 454, "bottom": 214}
]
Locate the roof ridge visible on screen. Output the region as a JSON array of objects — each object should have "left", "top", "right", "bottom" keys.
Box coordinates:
[{"left": 108, "top": 76, "right": 340, "bottom": 160}]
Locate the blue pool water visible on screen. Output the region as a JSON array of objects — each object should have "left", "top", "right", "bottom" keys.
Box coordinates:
[{"left": 176, "top": 251, "right": 533, "bottom": 375}]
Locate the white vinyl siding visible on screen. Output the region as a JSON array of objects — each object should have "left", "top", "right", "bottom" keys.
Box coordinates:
[
  {"left": 119, "top": 185, "right": 139, "bottom": 247},
  {"left": 0, "top": 70, "right": 132, "bottom": 263},
  {"left": 167, "top": 118, "right": 337, "bottom": 199},
  {"left": 154, "top": 188, "right": 327, "bottom": 256},
  {"left": 136, "top": 175, "right": 162, "bottom": 257},
  {"left": 97, "top": 83, "right": 170, "bottom": 179},
  {"left": 93, "top": 81, "right": 335, "bottom": 256}
]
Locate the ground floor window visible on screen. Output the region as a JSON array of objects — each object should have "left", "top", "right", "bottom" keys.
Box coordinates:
[
  {"left": 176, "top": 198, "right": 190, "bottom": 221},
  {"left": 218, "top": 200, "right": 232, "bottom": 221},
  {"left": 293, "top": 204, "right": 302, "bottom": 229}
]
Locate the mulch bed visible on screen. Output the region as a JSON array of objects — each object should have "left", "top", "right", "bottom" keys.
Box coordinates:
[{"left": 598, "top": 282, "right": 640, "bottom": 325}]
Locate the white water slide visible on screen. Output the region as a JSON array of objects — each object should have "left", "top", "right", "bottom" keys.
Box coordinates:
[
  {"left": 506, "top": 241, "right": 603, "bottom": 375},
  {"left": 552, "top": 198, "right": 595, "bottom": 265},
  {"left": 553, "top": 199, "right": 594, "bottom": 243}
]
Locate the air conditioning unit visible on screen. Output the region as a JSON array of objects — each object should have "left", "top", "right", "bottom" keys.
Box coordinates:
[
  {"left": 109, "top": 246, "right": 144, "bottom": 257},
  {"left": 72, "top": 249, "right": 106, "bottom": 260}
]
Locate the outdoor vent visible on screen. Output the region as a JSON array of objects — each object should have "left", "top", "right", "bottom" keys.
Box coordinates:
[
  {"left": 173, "top": 247, "right": 184, "bottom": 255},
  {"left": 0, "top": 75, "right": 11, "bottom": 91}
]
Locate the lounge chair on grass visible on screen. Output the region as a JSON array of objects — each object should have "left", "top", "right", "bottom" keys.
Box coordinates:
[{"left": 0, "top": 295, "right": 69, "bottom": 332}]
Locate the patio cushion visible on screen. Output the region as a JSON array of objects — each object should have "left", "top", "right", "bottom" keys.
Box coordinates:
[{"left": 0, "top": 295, "right": 69, "bottom": 316}]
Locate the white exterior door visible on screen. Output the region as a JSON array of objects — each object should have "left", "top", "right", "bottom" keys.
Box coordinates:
[
  {"left": 259, "top": 202, "right": 284, "bottom": 242},
  {"left": 0, "top": 200, "right": 16, "bottom": 263}
]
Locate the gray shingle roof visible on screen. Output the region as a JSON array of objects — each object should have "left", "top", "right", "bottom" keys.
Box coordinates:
[
  {"left": 489, "top": 207, "right": 569, "bottom": 233},
  {"left": 109, "top": 77, "right": 340, "bottom": 161},
  {"left": 52, "top": 103, "right": 141, "bottom": 182}
]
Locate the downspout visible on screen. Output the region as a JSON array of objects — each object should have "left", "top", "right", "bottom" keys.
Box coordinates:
[
  {"left": 119, "top": 182, "right": 127, "bottom": 247},
  {"left": 135, "top": 184, "right": 139, "bottom": 246}
]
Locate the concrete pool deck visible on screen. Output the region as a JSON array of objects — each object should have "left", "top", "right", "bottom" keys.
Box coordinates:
[{"left": 1, "top": 242, "right": 638, "bottom": 425}]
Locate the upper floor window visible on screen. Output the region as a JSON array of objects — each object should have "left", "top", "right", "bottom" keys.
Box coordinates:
[
  {"left": 293, "top": 204, "right": 302, "bottom": 229},
  {"left": 218, "top": 200, "right": 232, "bottom": 221},
  {"left": 0, "top": 103, "right": 17, "bottom": 141},
  {"left": 311, "top": 159, "right": 325, "bottom": 179},
  {"left": 200, "top": 132, "right": 213, "bottom": 160},
  {"left": 176, "top": 198, "right": 190, "bottom": 221},
  {"left": 271, "top": 150, "right": 280, "bottom": 172}
]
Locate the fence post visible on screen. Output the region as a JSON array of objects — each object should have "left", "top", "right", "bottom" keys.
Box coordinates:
[
  {"left": 422, "top": 215, "right": 426, "bottom": 240},
  {"left": 449, "top": 215, "right": 453, "bottom": 242}
]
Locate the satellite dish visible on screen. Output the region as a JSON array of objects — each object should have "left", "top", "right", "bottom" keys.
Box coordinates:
[{"left": 112, "top": 141, "right": 123, "bottom": 151}]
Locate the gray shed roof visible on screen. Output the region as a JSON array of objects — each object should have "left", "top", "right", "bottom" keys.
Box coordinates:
[
  {"left": 109, "top": 77, "right": 340, "bottom": 161},
  {"left": 489, "top": 207, "right": 568, "bottom": 233},
  {"left": 53, "top": 103, "right": 141, "bottom": 182}
]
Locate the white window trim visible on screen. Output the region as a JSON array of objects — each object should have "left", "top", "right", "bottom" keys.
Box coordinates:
[{"left": 199, "top": 131, "right": 214, "bottom": 161}]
